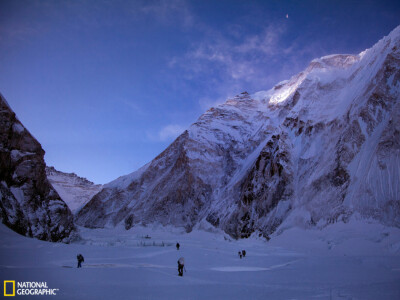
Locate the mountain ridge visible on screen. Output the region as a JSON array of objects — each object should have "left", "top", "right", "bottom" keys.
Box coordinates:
[{"left": 73, "top": 25, "right": 400, "bottom": 238}]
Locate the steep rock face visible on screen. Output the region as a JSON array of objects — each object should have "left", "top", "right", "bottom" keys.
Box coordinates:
[
  {"left": 227, "top": 132, "right": 294, "bottom": 238},
  {"left": 0, "top": 95, "right": 75, "bottom": 242},
  {"left": 77, "top": 132, "right": 213, "bottom": 230},
  {"left": 77, "top": 92, "right": 273, "bottom": 230},
  {"left": 46, "top": 166, "right": 102, "bottom": 214},
  {"left": 77, "top": 26, "right": 400, "bottom": 238}
]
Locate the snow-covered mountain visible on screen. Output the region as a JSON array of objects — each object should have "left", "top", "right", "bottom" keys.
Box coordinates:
[
  {"left": 0, "top": 94, "right": 75, "bottom": 242},
  {"left": 46, "top": 166, "right": 102, "bottom": 214},
  {"left": 76, "top": 26, "right": 400, "bottom": 238}
]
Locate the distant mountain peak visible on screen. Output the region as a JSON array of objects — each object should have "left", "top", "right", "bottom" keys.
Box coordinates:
[
  {"left": 46, "top": 166, "right": 102, "bottom": 214},
  {"left": 76, "top": 26, "right": 400, "bottom": 239}
]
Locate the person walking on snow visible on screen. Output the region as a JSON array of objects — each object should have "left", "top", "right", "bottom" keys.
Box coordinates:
[
  {"left": 176, "top": 242, "right": 180, "bottom": 250},
  {"left": 177, "top": 257, "right": 185, "bottom": 276},
  {"left": 77, "top": 254, "right": 84, "bottom": 268}
]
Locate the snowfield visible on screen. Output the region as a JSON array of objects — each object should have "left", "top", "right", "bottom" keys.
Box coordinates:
[{"left": 1, "top": 219, "right": 399, "bottom": 299}]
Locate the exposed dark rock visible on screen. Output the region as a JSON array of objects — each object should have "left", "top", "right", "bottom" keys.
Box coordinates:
[{"left": 0, "top": 94, "right": 75, "bottom": 242}]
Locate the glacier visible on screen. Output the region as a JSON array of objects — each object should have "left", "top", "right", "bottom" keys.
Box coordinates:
[{"left": 0, "top": 218, "right": 400, "bottom": 299}]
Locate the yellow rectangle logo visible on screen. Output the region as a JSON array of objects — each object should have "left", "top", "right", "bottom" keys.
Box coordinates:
[{"left": 4, "top": 280, "right": 15, "bottom": 297}]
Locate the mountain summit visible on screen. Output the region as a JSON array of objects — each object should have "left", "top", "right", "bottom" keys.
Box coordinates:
[{"left": 76, "top": 26, "right": 400, "bottom": 238}]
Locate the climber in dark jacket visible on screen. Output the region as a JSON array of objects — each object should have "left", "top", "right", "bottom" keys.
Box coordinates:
[
  {"left": 77, "top": 254, "right": 84, "bottom": 268},
  {"left": 176, "top": 242, "right": 180, "bottom": 250},
  {"left": 177, "top": 257, "right": 185, "bottom": 276}
]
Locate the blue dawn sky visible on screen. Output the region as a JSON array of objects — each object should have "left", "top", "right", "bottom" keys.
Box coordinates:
[{"left": 0, "top": 0, "right": 399, "bottom": 184}]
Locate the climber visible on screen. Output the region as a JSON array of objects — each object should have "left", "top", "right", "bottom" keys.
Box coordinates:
[
  {"left": 176, "top": 242, "right": 180, "bottom": 250},
  {"left": 177, "top": 257, "right": 185, "bottom": 276},
  {"left": 77, "top": 254, "right": 84, "bottom": 268}
]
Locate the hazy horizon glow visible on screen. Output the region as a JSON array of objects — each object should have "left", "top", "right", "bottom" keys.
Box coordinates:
[{"left": 0, "top": 0, "right": 399, "bottom": 183}]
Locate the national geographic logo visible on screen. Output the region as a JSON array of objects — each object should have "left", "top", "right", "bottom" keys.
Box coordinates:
[
  {"left": 4, "top": 281, "right": 59, "bottom": 296},
  {"left": 4, "top": 281, "right": 15, "bottom": 297}
]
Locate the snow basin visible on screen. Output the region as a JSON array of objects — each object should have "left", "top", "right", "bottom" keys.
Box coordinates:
[{"left": 0, "top": 219, "right": 399, "bottom": 300}]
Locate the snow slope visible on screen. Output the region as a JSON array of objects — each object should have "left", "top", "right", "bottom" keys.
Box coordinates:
[
  {"left": 77, "top": 26, "right": 400, "bottom": 239},
  {"left": 46, "top": 167, "right": 102, "bottom": 214},
  {"left": 0, "top": 220, "right": 399, "bottom": 299}
]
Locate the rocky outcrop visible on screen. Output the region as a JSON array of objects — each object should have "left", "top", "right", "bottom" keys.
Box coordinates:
[
  {"left": 76, "top": 26, "right": 400, "bottom": 239},
  {"left": 228, "top": 132, "right": 294, "bottom": 238},
  {"left": 0, "top": 95, "right": 75, "bottom": 242}
]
